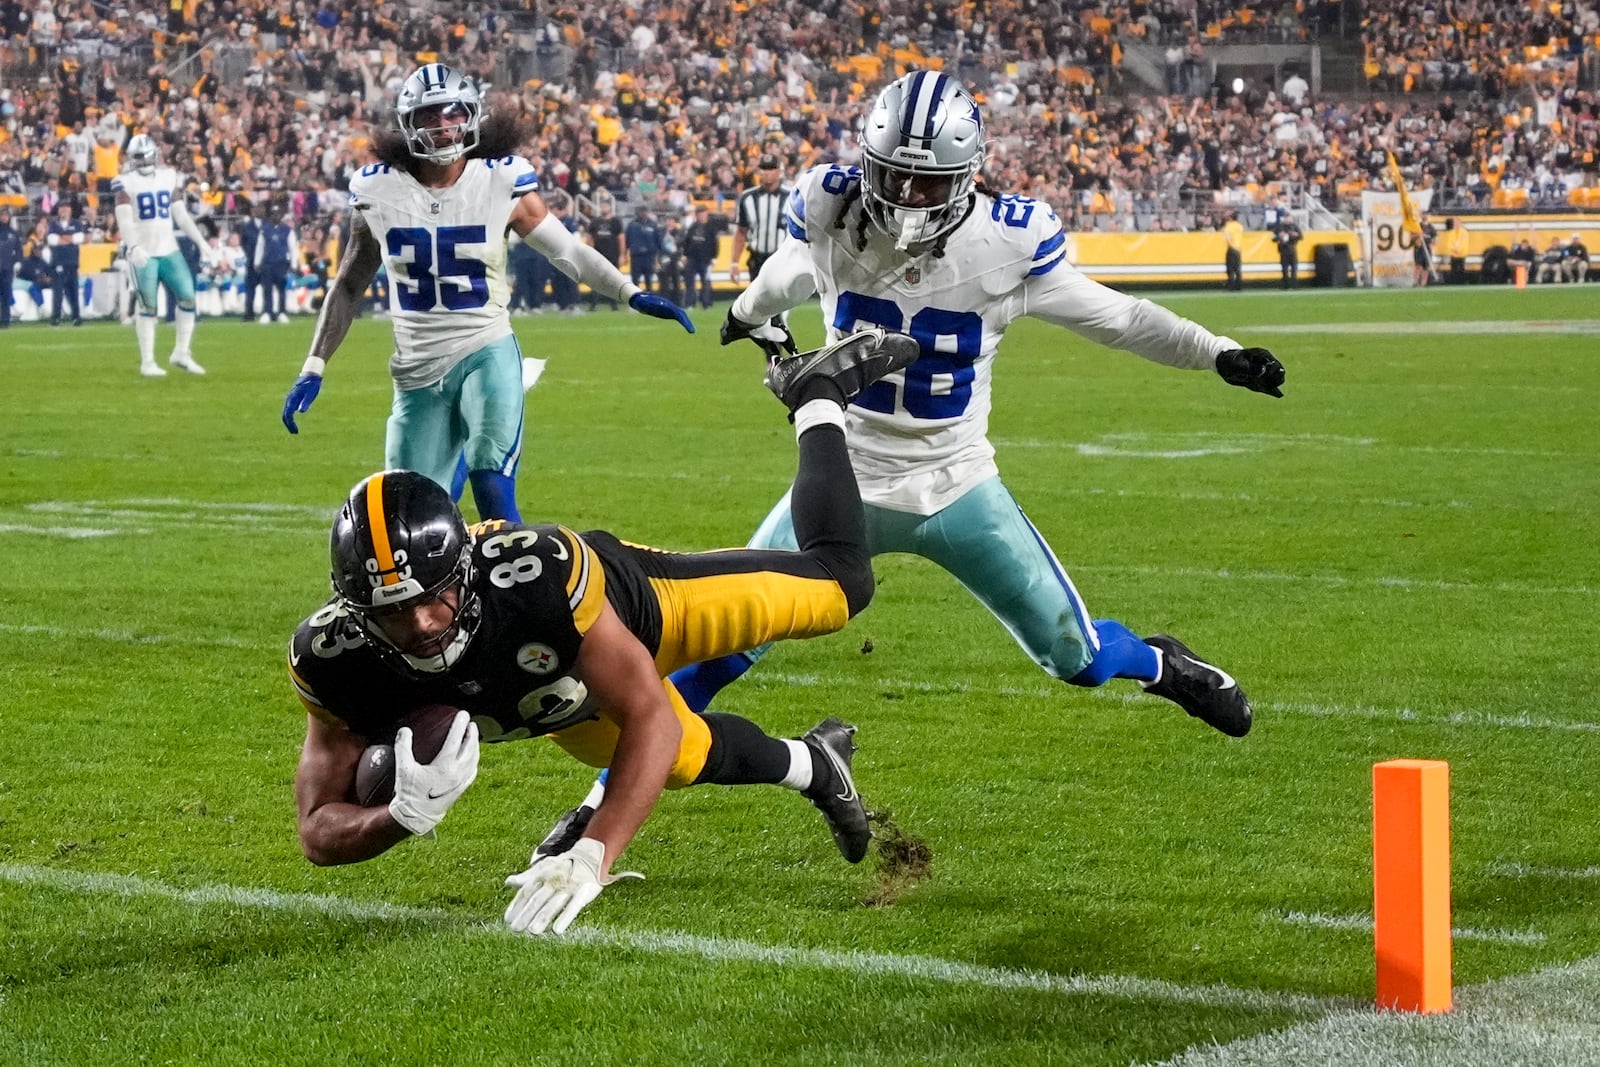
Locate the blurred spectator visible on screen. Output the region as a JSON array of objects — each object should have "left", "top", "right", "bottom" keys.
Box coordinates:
[
  {"left": 583, "top": 199, "right": 623, "bottom": 310},
  {"left": 624, "top": 204, "right": 661, "bottom": 293},
  {"left": 681, "top": 204, "right": 723, "bottom": 309},
  {"left": 255, "top": 212, "right": 297, "bottom": 323},
  {"left": 657, "top": 214, "right": 685, "bottom": 307},
  {"left": 1563, "top": 233, "right": 1590, "bottom": 282},
  {"left": 45, "top": 200, "right": 85, "bottom": 325},
  {"left": 0, "top": 207, "right": 20, "bottom": 329}
]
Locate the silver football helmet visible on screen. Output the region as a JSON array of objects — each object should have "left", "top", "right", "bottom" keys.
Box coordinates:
[
  {"left": 859, "top": 71, "right": 986, "bottom": 251},
  {"left": 395, "top": 63, "right": 482, "bottom": 165},
  {"left": 126, "top": 134, "right": 159, "bottom": 175}
]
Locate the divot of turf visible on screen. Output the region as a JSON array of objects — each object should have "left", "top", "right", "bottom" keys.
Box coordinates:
[{"left": 863, "top": 808, "right": 933, "bottom": 907}]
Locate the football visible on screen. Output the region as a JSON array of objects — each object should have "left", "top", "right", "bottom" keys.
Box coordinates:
[{"left": 352, "top": 703, "right": 465, "bottom": 807}]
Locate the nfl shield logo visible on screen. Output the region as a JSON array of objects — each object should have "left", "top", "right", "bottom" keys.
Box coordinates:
[
  {"left": 904, "top": 264, "right": 921, "bottom": 284},
  {"left": 430, "top": 201, "right": 442, "bottom": 215}
]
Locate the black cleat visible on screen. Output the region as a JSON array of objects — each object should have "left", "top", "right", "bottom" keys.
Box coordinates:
[
  {"left": 801, "top": 717, "right": 872, "bottom": 863},
  {"left": 1142, "top": 634, "right": 1253, "bottom": 737},
  {"left": 764, "top": 327, "right": 919, "bottom": 413},
  {"left": 533, "top": 803, "right": 596, "bottom": 859}
]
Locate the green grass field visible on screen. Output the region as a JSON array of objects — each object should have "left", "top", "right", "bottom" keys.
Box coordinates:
[{"left": 2, "top": 286, "right": 1597, "bottom": 1065}]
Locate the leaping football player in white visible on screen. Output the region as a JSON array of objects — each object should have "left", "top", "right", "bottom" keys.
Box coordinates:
[
  {"left": 113, "top": 134, "right": 215, "bottom": 377},
  {"left": 281, "top": 64, "right": 693, "bottom": 522},
  {"left": 663, "top": 71, "right": 1288, "bottom": 746}
]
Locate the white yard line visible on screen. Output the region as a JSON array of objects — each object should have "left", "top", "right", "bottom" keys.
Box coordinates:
[
  {"left": 0, "top": 623, "right": 261, "bottom": 649},
  {"left": 0, "top": 862, "right": 1349, "bottom": 1015},
  {"left": 753, "top": 673, "right": 1598, "bottom": 736},
  {"left": 1261, "top": 320, "right": 1600, "bottom": 335},
  {"left": 0, "top": 524, "right": 130, "bottom": 538},
  {"left": 1138, "top": 951, "right": 1600, "bottom": 1067},
  {"left": 1273, "top": 911, "right": 1545, "bottom": 946},
  {"left": 1073, "top": 563, "right": 1599, "bottom": 599},
  {"left": 1487, "top": 862, "right": 1600, "bottom": 881}
]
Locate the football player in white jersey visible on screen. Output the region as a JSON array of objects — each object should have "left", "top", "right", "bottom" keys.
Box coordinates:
[
  {"left": 113, "top": 134, "right": 213, "bottom": 377},
  {"left": 281, "top": 64, "right": 693, "bottom": 522},
  {"left": 661, "top": 71, "right": 1288, "bottom": 749}
]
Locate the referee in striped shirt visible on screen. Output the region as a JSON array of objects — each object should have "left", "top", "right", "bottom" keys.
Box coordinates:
[{"left": 729, "top": 154, "right": 790, "bottom": 285}]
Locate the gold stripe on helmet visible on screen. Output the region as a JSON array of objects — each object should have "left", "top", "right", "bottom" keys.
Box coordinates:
[{"left": 365, "top": 474, "right": 399, "bottom": 585}]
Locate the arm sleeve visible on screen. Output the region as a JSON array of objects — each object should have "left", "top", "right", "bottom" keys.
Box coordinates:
[
  {"left": 1022, "top": 264, "right": 1238, "bottom": 370},
  {"left": 522, "top": 212, "right": 641, "bottom": 304},
  {"left": 169, "top": 198, "right": 207, "bottom": 249},
  {"left": 113, "top": 202, "right": 137, "bottom": 245},
  {"left": 728, "top": 235, "right": 816, "bottom": 323}
]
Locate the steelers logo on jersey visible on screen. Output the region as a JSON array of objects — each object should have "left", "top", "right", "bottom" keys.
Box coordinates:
[{"left": 516, "top": 642, "right": 560, "bottom": 675}]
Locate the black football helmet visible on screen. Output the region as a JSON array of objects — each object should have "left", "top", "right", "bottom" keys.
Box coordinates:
[{"left": 330, "top": 470, "right": 480, "bottom": 672}]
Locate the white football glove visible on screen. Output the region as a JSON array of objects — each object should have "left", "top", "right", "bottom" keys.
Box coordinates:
[
  {"left": 504, "top": 838, "right": 642, "bottom": 936},
  {"left": 127, "top": 247, "right": 150, "bottom": 270},
  {"left": 387, "top": 710, "right": 480, "bottom": 836}
]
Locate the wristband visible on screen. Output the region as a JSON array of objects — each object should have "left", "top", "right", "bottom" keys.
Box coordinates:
[{"left": 300, "top": 356, "right": 326, "bottom": 377}]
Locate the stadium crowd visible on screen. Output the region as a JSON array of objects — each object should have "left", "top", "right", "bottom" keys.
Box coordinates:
[{"left": 2, "top": 0, "right": 1598, "bottom": 320}]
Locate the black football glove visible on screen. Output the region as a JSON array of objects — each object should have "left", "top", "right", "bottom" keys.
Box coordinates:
[
  {"left": 1215, "top": 347, "right": 1285, "bottom": 398},
  {"left": 720, "top": 309, "right": 798, "bottom": 360}
]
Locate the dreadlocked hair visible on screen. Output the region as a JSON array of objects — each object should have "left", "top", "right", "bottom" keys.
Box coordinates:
[
  {"left": 829, "top": 179, "right": 872, "bottom": 253},
  {"left": 369, "top": 111, "right": 536, "bottom": 176},
  {"left": 830, "top": 174, "right": 990, "bottom": 258}
]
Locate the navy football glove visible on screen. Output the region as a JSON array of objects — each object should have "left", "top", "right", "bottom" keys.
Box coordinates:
[
  {"left": 282, "top": 373, "right": 323, "bottom": 433},
  {"left": 1215, "top": 347, "right": 1285, "bottom": 398},
  {"left": 628, "top": 291, "right": 694, "bottom": 333},
  {"left": 720, "top": 310, "right": 798, "bottom": 360}
]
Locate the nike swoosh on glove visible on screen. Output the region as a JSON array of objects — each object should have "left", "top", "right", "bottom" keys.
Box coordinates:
[{"left": 388, "top": 710, "right": 480, "bottom": 835}]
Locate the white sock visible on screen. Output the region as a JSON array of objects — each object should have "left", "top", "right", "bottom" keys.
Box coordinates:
[
  {"left": 793, "top": 398, "right": 846, "bottom": 438},
  {"left": 1140, "top": 645, "right": 1165, "bottom": 689},
  {"left": 778, "top": 738, "right": 814, "bottom": 791},
  {"left": 173, "top": 308, "right": 196, "bottom": 356},
  {"left": 135, "top": 314, "right": 157, "bottom": 364}
]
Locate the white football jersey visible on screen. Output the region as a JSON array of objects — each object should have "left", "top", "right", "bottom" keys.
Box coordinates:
[
  {"left": 780, "top": 164, "right": 1231, "bottom": 513},
  {"left": 111, "top": 167, "right": 185, "bottom": 256},
  {"left": 348, "top": 155, "right": 539, "bottom": 388}
]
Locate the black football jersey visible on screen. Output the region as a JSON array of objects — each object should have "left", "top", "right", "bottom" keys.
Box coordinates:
[{"left": 288, "top": 523, "right": 659, "bottom": 743}]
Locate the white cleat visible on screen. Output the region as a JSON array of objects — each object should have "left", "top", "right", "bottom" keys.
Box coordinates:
[
  {"left": 258, "top": 312, "right": 271, "bottom": 324},
  {"left": 521, "top": 357, "right": 546, "bottom": 392},
  {"left": 170, "top": 352, "right": 207, "bottom": 375},
  {"left": 140, "top": 362, "right": 167, "bottom": 377},
  {"left": 275, "top": 313, "right": 291, "bottom": 324}
]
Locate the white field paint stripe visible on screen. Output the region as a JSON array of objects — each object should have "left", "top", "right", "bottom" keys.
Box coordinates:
[
  {"left": 994, "top": 437, "right": 1585, "bottom": 462},
  {"left": 28, "top": 502, "right": 326, "bottom": 525},
  {"left": 1274, "top": 911, "right": 1545, "bottom": 946},
  {"left": 5, "top": 516, "right": 318, "bottom": 537},
  {"left": 1049, "top": 485, "right": 1557, "bottom": 515},
  {"left": 0, "top": 623, "right": 261, "bottom": 650},
  {"left": 752, "top": 673, "right": 1598, "bottom": 736},
  {"left": 1487, "top": 861, "right": 1600, "bottom": 881},
  {"left": 1139, "top": 951, "right": 1600, "bottom": 1067},
  {"left": 111, "top": 498, "right": 336, "bottom": 517},
  {"left": 0, "top": 863, "right": 1352, "bottom": 1015},
  {"left": 1075, "top": 563, "right": 1600, "bottom": 599},
  {"left": 1263, "top": 320, "right": 1600, "bottom": 335},
  {"left": 0, "top": 524, "right": 132, "bottom": 538}
]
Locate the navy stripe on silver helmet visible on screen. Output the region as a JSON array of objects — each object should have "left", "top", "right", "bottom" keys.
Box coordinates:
[{"left": 861, "top": 71, "right": 985, "bottom": 251}]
